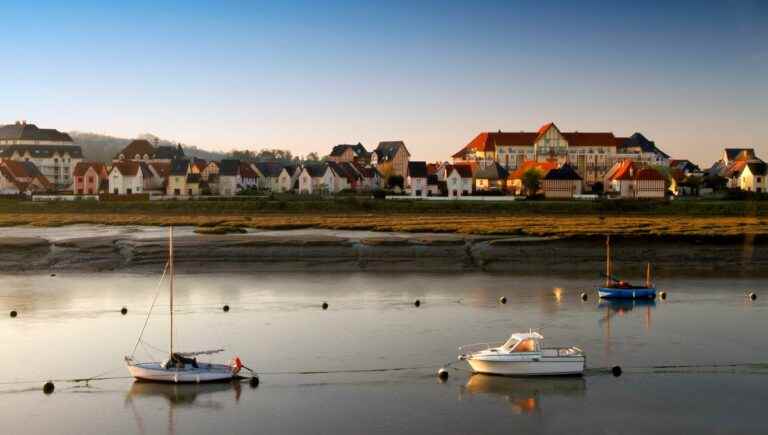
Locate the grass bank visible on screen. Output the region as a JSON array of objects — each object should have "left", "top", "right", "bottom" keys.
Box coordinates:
[{"left": 0, "top": 197, "right": 766, "bottom": 238}]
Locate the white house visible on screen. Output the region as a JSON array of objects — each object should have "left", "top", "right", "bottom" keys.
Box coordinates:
[
  {"left": 277, "top": 165, "right": 300, "bottom": 192},
  {"left": 446, "top": 164, "right": 474, "bottom": 198},
  {"left": 254, "top": 162, "right": 285, "bottom": 192},
  {"left": 733, "top": 161, "right": 767, "bottom": 193},
  {"left": 108, "top": 161, "right": 144, "bottom": 194},
  {"left": 407, "top": 161, "right": 428, "bottom": 197},
  {"left": 298, "top": 164, "right": 327, "bottom": 194}
]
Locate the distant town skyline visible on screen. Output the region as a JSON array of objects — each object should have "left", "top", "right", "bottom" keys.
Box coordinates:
[{"left": 2, "top": 0, "right": 766, "bottom": 165}]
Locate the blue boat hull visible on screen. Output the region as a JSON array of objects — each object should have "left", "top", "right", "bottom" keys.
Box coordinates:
[{"left": 597, "top": 287, "right": 656, "bottom": 299}]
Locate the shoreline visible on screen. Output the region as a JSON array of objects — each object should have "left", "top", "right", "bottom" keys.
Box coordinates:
[{"left": 1, "top": 229, "right": 766, "bottom": 275}]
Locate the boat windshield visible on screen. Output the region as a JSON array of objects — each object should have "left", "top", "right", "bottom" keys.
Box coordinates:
[{"left": 502, "top": 337, "right": 519, "bottom": 350}]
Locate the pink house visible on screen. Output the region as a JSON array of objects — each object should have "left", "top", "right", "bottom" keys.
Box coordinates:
[{"left": 73, "top": 162, "right": 108, "bottom": 195}]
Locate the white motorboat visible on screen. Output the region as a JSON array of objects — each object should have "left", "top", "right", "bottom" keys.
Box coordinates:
[
  {"left": 458, "top": 331, "right": 585, "bottom": 376},
  {"left": 125, "top": 227, "right": 248, "bottom": 383}
]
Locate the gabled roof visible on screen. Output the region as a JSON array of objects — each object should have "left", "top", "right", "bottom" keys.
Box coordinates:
[
  {"left": 450, "top": 163, "right": 475, "bottom": 178},
  {"left": 669, "top": 159, "right": 701, "bottom": 173},
  {"left": 543, "top": 163, "right": 582, "bottom": 180},
  {"left": 407, "top": 161, "right": 428, "bottom": 178},
  {"left": 116, "top": 140, "right": 155, "bottom": 159},
  {"left": 330, "top": 143, "right": 368, "bottom": 158},
  {"left": 452, "top": 131, "right": 538, "bottom": 158},
  {"left": 606, "top": 159, "right": 636, "bottom": 181},
  {"left": 148, "top": 162, "right": 170, "bottom": 178},
  {"left": 618, "top": 133, "right": 669, "bottom": 158},
  {"left": 474, "top": 161, "right": 509, "bottom": 180},
  {"left": 303, "top": 164, "right": 327, "bottom": 177},
  {"left": 746, "top": 162, "right": 768, "bottom": 176},
  {"left": 111, "top": 160, "right": 141, "bottom": 177},
  {"left": 725, "top": 148, "right": 755, "bottom": 161},
  {"left": 562, "top": 132, "right": 617, "bottom": 147},
  {"left": 509, "top": 160, "right": 557, "bottom": 180},
  {"left": 73, "top": 162, "right": 107, "bottom": 177},
  {"left": 0, "top": 122, "right": 73, "bottom": 142},
  {"left": 219, "top": 159, "right": 240, "bottom": 176},
  {"left": 254, "top": 161, "right": 284, "bottom": 177},
  {"left": 535, "top": 122, "right": 560, "bottom": 142},
  {"left": 283, "top": 165, "right": 299, "bottom": 176},
  {"left": 327, "top": 161, "right": 361, "bottom": 181},
  {"left": 239, "top": 161, "right": 257, "bottom": 178},
  {"left": 634, "top": 167, "right": 666, "bottom": 181},
  {"left": 352, "top": 162, "right": 379, "bottom": 178},
  {"left": 374, "top": 141, "right": 409, "bottom": 161},
  {"left": 169, "top": 159, "right": 190, "bottom": 176}
]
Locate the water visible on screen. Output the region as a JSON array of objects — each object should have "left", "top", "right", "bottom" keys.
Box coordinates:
[{"left": 1, "top": 272, "right": 766, "bottom": 434}]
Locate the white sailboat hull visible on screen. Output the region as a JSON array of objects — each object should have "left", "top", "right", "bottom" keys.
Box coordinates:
[
  {"left": 466, "top": 356, "right": 584, "bottom": 376},
  {"left": 127, "top": 362, "right": 238, "bottom": 383}
]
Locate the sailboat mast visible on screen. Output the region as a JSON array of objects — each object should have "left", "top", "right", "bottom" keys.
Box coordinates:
[
  {"left": 606, "top": 235, "right": 611, "bottom": 286},
  {"left": 169, "top": 226, "right": 174, "bottom": 357},
  {"left": 646, "top": 262, "right": 651, "bottom": 288}
]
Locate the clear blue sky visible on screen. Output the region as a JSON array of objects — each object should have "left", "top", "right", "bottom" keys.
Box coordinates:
[{"left": 1, "top": 0, "right": 766, "bottom": 164}]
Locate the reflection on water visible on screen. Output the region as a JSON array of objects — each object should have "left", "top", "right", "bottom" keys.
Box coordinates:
[{"left": 462, "top": 374, "right": 586, "bottom": 415}]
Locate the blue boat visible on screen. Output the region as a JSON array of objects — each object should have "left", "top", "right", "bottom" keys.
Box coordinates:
[{"left": 596, "top": 236, "right": 657, "bottom": 300}]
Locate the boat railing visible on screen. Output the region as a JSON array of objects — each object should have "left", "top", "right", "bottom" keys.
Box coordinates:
[{"left": 458, "top": 342, "right": 504, "bottom": 356}]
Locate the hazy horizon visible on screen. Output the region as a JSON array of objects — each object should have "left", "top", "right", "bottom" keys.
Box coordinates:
[{"left": 2, "top": 0, "right": 766, "bottom": 165}]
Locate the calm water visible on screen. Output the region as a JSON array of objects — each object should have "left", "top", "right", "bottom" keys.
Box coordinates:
[{"left": 1, "top": 272, "right": 766, "bottom": 434}]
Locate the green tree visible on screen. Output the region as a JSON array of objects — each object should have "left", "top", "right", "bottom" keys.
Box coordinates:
[{"left": 522, "top": 169, "right": 541, "bottom": 196}]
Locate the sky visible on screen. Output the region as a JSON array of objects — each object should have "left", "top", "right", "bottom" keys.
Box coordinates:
[{"left": 1, "top": 0, "right": 766, "bottom": 164}]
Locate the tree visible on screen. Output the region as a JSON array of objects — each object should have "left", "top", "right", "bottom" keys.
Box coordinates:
[
  {"left": 387, "top": 175, "right": 404, "bottom": 190},
  {"left": 305, "top": 152, "right": 321, "bottom": 162},
  {"left": 521, "top": 169, "right": 541, "bottom": 196},
  {"left": 683, "top": 175, "right": 703, "bottom": 196},
  {"left": 704, "top": 174, "right": 727, "bottom": 191}
]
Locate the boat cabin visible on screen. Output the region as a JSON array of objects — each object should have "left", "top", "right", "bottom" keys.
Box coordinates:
[{"left": 501, "top": 332, "right": 544, "bottom": 353}]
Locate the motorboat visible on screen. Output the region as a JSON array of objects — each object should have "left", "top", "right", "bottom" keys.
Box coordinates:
[
  {"left": 458, "top": 331, "right": 585, "bottom": 376},
  {"left": 596, "top": 235, "right": 657, "bottom": 299},
  {"left": 125, "top": 227, "right": 249, "bottom": 383}
]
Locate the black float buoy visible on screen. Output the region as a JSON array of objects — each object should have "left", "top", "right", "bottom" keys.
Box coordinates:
[
  {"left": 120, "top": 307, "right": 128, "bottom": 315},
  {"left": 50, "top": 273, "right": 56, "bottom": 277},
  {"left": 748, "top": 292, "right": 757, "bottom": 301},
  {"left": 437, "top": 368, "right": 449, "bottom": 381},
  {"left": 249, "top": 376, "right": 260, "bottom": 388},
  {"left": 580, "top": 292, "right": 588, "bottom": 301},
  {"left": 499, "top": 296, "right": 507, "bottom": 305},
  {"left": 10, "top": 310, "right": 18, "bottom": 318},
  {"left": 414, "top": 299, "right": 421, "bottom": 308},
  {"left": 322, "top": 302, "right": 329, "bottom": 310},
  {"left": 222, "top": 304, "right": 230, "bottom": 312},
  {"left": 611, "top": 366, "right": 622, "bottom": 377},
  {"left": 43, "top": 381, "right": 55, "bottom": 394},
  {"left": 659, "top": 291, "right": 667, "bottom": 300}
]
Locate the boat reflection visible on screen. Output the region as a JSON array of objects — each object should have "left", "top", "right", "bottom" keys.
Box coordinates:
[
  {"left": 126, "top": 380, "right": 243, "bottom": 408},
  {"left": 125, "top": 381, "right": 245, "bottom": 435},
  {"left": 460, "top": 374, "right": 586, "bottom": 415}
]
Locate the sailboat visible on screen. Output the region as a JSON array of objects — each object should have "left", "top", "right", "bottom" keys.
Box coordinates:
[
  {"left": 125, "top": 226, "right": 248, "bottom": 383},
  {"left": 596, "top": 235, "right": 657, "bottom": 299}
]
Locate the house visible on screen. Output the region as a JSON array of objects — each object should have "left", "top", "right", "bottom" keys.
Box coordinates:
[
  {"left": 669, "top": 159, "right": 702, "bottom": 175},
  {"left": 239, "top": 161, "right": 258, "bottom": 189},
  {"left": 371, "top": 141, "right": 410, "bottom": 178},
  {"left": 145, "top": 162, "right": 170, "bottom": 191},
  {"left": 325, "top": 162, "right": 359, "bottom": 192},
  {"left": 615, "top": 133, "right": 670, "bottom": 166},
  {"left": 166, "top": 159, "right": 191, "bottom": 196},
  {"left": 0, "top": 121, "right": 83, "bottom": 189},
  {"left": 0, "top": 160, "right": 54, "bottom": 194},
  {"left": 298, "top": 164, "right": 328, "bottom": 194},
  {"left": 542, "top": 163, "right": 583, "bottom": 198},
  {"left": 352, "top": 163, "right": 381, "bottom": 191},
  {"left": 277, "top": 165, "right": 300, "bottom": 192},
  {"left": 605, "top": 159, "right": 666, "bottom": 198},
  {"left": 729, "top": 161, "right": 767, "bottom": 193},
  {"left": 202, "top": 161, "right": 220, "bottom": 181},
  {"left": 218, "top": 159, "right": 241, "bottom": 196},
  {"left": 73, "top": 162, "right": 108, "bottom": 195},
  {"left": 327, "top": 143, "right": 369, "bottom": 164},
  {"left": 108, "top": 161, "right": 145, "bottom": 194},
  {"left": 474, "top": 162, "right": 509, "bottom": 192},
  {"left": 446, "top": 164, "right": 474, "bottom": 198},
  {"left": 507, "top": 160, "right": 557, "bottom": 195},
  {"left": 254, "top": 161, "right": 285, "bottom": 192},
  {"left": 406, "top": 161, "right": 429, "bottom": 196}
]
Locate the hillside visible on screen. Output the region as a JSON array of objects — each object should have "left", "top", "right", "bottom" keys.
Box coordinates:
[{"left": 68, "top": 131, "right": 227, "bottom": 163}]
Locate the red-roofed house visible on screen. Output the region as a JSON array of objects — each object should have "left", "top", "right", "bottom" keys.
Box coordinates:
[
  {"left": 605, "top": 159, "right": 666, "bottom": 198},
  {"left": 0, "top": 159, "right": 54, "bottom": 194},
  {"left": 507, "top": 160, "right": 557, "bottom": 195},
  {"left": 73, "top": 162, "right": 108, "bottom": 195}
]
